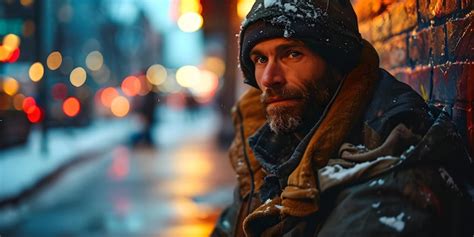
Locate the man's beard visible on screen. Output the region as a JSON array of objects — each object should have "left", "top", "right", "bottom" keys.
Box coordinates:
[{"left": 260, "top": 69, "right": 339, "bottom": 134}]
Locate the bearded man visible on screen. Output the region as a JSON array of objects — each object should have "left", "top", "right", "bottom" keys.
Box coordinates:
[{"left": 212, "top": 0, "right": 473, "bottom": 236}]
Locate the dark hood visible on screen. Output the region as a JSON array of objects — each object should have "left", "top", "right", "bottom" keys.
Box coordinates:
[{"left": 239, "top": 0, "right": 364, "bottom": 88}]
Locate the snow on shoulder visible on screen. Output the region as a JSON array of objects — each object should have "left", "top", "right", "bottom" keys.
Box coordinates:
[{"left": 379, "top": 212, "right": 406, "bottom": 232}]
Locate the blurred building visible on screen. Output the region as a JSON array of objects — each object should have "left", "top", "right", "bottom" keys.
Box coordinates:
[{"left": 1, "top": 0, "right": 229, "bottom": 149}]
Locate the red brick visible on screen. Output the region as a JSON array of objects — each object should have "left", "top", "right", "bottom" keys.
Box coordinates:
[
  {"left": 409, "top": 29, "right": 431, "bottom": 65},
  {"left": 359, "top": 21, "right": 373, "bottom": 42},
  {"left": 354, "top": 0, "right": 384, "bottom": 22},
  {"left": 468, "top": 102, "right": 474, "bottom": 156},
  {"left": 432, "top": 63, "right": 473, "bottom": 103},
  {"left": 431, "top": 24, "right": 447, "bottom": 64},
  {"left": 386, "top": 34, "right": 408, "bottom": 69},
  {"left": 461, "top": 0, "right": 473, "bottom": 10},
  {"left": 371, "top": 12, "right": 391, "bottom": 41},
  {"left": 446, "top": 13, "right": 474, "bottom": 61},
  {"left": 407, "top": 66, "right": 433, "bottom": 101},
  {"left": 419, "top": 0, "right": 458, "bottom": 23},
  {"left": 408, "top": 24, "right": 446, "bottom": 65},
  {"left": 388, "top": 0, "right": 417, "bottom": 35}
]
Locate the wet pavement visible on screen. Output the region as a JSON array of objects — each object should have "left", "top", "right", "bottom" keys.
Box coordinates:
[{"left": 1, "top": 108, "right": 236, "bottom": 237}]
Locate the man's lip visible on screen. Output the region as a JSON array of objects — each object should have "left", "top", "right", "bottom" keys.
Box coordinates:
[{"left": 266, "top": 97, "right": 301, "bottom": 104}]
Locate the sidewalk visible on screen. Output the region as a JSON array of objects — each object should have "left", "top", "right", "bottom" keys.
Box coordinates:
[
  {"left": 0, "top": 106, "right": 235, "bottom": 236},
  {"left": 0, "top": 117, "right": 141, "bottom": 204}
]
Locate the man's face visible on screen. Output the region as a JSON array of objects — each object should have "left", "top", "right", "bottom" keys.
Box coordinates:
[{"left": 250, "top": 38, "right": 335, "bottom": 134}]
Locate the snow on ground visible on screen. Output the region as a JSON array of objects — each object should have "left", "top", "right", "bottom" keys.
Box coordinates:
[
  {"left": 0, "top": 106, "right": 220, "bottom": 202},
  {"left": 0, "top": 117, "right": 141, "bottom": 201}
]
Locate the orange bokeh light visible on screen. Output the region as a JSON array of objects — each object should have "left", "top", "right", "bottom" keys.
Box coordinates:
[
  {"left": 121, "top": 76, "right": 141, "bottom": 97},
  {"left": 100, "top": 87, "right": 119, "bottom": 108},
  {"left": 111, "top": 96, "right": 130, "bottom": 117},
  {"left": 63, "top": 97, "right": 81, "bottom": 117}
]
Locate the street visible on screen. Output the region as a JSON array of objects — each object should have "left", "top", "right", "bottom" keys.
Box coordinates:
[{"left": 1, "top": 107, "right": 236, "bottom": 237}]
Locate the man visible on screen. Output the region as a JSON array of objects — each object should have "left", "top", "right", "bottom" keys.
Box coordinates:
[{"left": 213, "top": 0, "right": 473, "bottom": 236}]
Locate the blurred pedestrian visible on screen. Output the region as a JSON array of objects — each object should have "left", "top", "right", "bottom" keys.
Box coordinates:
[
  {"left": 131, "top": 88, "right": 159, "bottom": 148},
  {"left": 212, "top": 0, "right": 473, "bottom": 236}
]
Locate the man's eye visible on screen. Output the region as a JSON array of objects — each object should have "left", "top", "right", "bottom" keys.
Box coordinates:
[
  {"left": 254, "top": 56, "right": 268, "bottom": 64},
  {"left": 288, "top": 51, "right": 302, "bottom": 58}
]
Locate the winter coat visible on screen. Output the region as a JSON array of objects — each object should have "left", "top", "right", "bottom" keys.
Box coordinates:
[{"left": 212, "top": 41, "right": 474, "bottom": 237}]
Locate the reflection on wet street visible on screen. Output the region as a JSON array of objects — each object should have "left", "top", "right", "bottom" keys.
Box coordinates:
[{"left": 2, "top": 108, "right": 236, "bottom": 237}]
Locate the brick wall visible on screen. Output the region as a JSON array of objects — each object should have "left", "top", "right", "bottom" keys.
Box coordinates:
[{"left": 353, "top": 0, "right": 473, "bottom": 155}]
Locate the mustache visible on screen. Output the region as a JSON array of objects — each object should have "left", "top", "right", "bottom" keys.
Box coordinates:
[{"left": 260, "top": 88, "right": 307, "bottom": 104}]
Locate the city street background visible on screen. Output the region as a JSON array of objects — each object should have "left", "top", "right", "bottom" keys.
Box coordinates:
[{"left": 0, "top": 0, "right": 245, "bottom": 236}]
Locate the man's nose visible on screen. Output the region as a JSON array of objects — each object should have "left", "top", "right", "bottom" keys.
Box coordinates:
[{"left": 260, "top": 60, "right": 285, "bottom": 89}]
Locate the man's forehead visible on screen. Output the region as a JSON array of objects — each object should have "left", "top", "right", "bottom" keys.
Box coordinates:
[{"left": 250, "top": 38, "right": 306, "bottom": 53}]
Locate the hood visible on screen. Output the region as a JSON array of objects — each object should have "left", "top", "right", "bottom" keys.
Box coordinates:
[{"left": 239, "top": 0, "right": 363, "bottom": 88}]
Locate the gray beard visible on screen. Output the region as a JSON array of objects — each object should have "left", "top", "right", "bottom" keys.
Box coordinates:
[{"left": 267, "top": 107, "right": 303, "bottom": 134}]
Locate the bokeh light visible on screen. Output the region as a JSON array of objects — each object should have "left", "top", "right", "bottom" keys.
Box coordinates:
[
  {"left": 13, "top": 94, "right": 25, "bottom": 111},
  {"left": 203, "top": 56, "right": 226, "bottom": 78},
  {"left": 0, "top": 46, "right": 10, "bottom": 62},
  {"left": 29, "top": 62, "right": 45, "bottom": 82},
  {"left": 177, "top": 12, "right": 203, "bottom": 32},
  {"left": 26, "top": 105, "right": 42, "bottom": 123},
  {"left": 111, "top": 96, "right": 130, "bottom": 117},
  {"left": 238, "top": 0, "right": 255, "bottom": 19},
  {"left": 20, "top": 0, "right": 34, "bottom": 7},
  {"left": 70, "top": 67, "right": 87, "bottom": 87},
  {"left": 137, "top": 75, "right": 153, "bottom": 96},
  {"left": 146, "top": 64, "right": 167, "bottom": 86},
  {"left": 7, "top": 48, "right": 20, "bottom": 63},
  {"left": 85, "top": 51, "right": 104, "bottom": 71},
  {"left": 179, "top": 0, "right": 202, "bottom": 14},
  {"left": 176, "top": 65, "right": 200, "bottom": 88},
  {"left": 121, "top": 76, "right": 141, "bottom": 97},
  {"left": 22, "top": 97, "right": 36, "bottom": 113},
  {"left": 3, "top": 34, "right": 21, "bottom": 49},
  {"left": 3, "top": 77, "right": 20, "bottom": 96},
  {"left": 63, "top": 97, "right": 81, "bottom": 117},
  {"left": 100, "top": 87, "right": 119, "bottom": 108},
  {"left": 190, "top": 70, "right": 219, "bottom": 97},
  {"left": 47, "top": 51, "right": 63, "bottom": 70}
]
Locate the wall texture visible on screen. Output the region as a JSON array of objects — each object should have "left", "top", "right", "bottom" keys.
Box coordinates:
[{"left": 353, "top": 0, "right": 473, "bottom": 155}]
